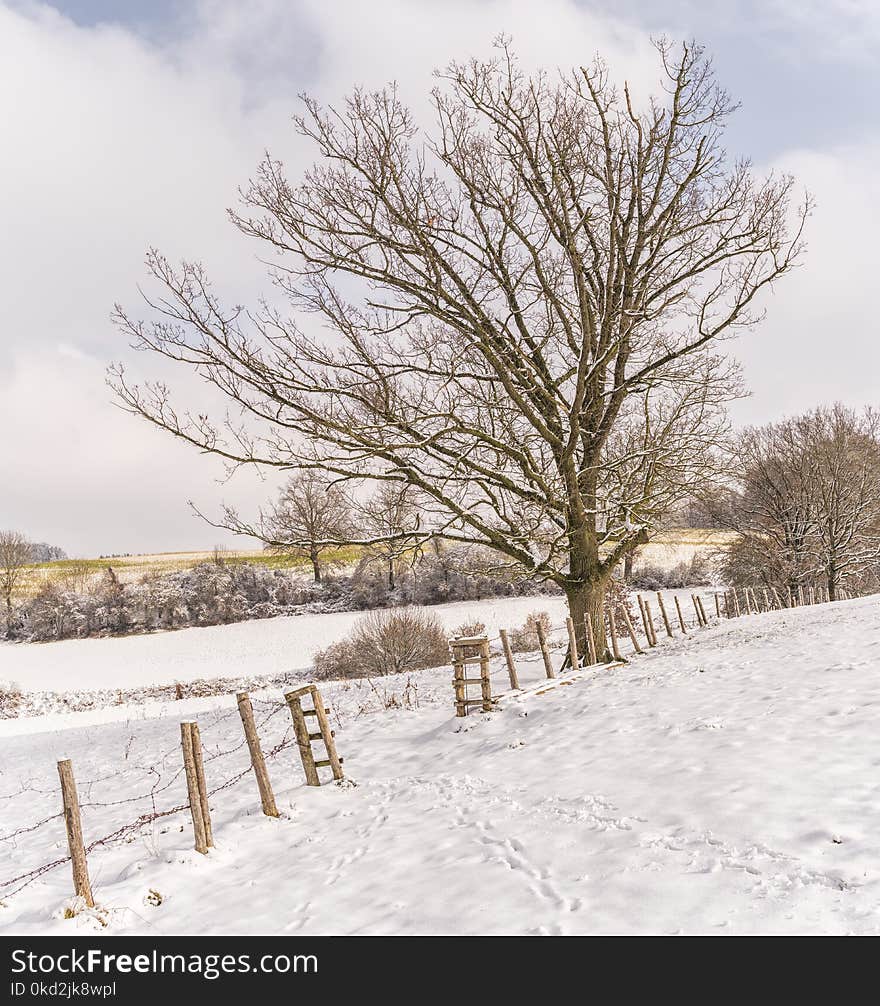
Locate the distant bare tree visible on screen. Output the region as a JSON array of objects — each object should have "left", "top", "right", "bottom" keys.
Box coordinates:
[
  {"left": 710, "top": 405, "right": 880, "bottom": 598},
  {"left": 358, "top": 484, "right": 421, "bottom": 590},
  {"left": 265, "top": 473, "right": 354, "bottom": 581},
  {"left": 111, "top": 39, "right": 807, "bottom": 653},
  {"left": 0, "top": 531, "right": 32, "bottom": 634}
]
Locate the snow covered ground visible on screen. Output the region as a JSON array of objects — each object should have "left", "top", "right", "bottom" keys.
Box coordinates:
[{"left": 2, "top": 593, "right": 878, "bottom": 935}]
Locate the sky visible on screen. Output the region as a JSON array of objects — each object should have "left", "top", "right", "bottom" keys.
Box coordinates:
[{"left": 1, "top": 0, "right": 878, "bottom": 556}]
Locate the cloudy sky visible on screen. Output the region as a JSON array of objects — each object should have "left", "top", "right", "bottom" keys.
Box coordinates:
[{"left": 1, "top": 0, "right": 878, "bottom": 556}]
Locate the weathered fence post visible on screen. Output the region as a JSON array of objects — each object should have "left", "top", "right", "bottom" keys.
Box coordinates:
[
  {"left": 499, "top": 629, "right": 520, "bottom": 690},
  {"left": 673, "top": 594, "right": 689, "bottom": 633},
  {"left": 189, "top": 722, "right": 214, "bottom": 849},
  {"left": 565, "top": 617, "right": 580, "bottom": 669},
  {"left": 637, "top": 595, "right": 656, "bottom": 647},
  {"left": 656, "top": 592, "right": 674, "bottom": 637},
  {"left": 57, "top": 759, "right": 94, "bottom": 908},
  {"left": 644, "top": 599, "right": 659, "bottom": 646},
  {"left": 535, "top": 622, "right": 555, "bottom": 679},
  {"left": 608, "top": 607, "right": 623, "bottom": 661},
  {"left": 180, "top": 723, "right": 209, "bottom": 853},
  {"left": 583, "top": 616, "right": 598, "bottom": 665},
  {"left": 622, "top": 606, "right": 645, "bottom": 653},
  {"left": 236, "top": 692, "right": 280, "bottom": 818}
]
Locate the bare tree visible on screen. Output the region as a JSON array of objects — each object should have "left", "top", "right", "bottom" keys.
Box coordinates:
[
  {"left": 0, "top": 530, "right": 32, "bottom": 635},
  {"left": 709, "top": 405, "right": 880, "bottom": 599},
  {"left": 111, "top": 39, "right": 807, "bottom": 652},
  {"left": 802, "top": 405, "right": 880, "bottom": 599},
  {"left": 263, "top": 472, "right": 354, "bottom": 581},
  {"left": 358, "top": 483, "right": 421, "bottom": 590}
]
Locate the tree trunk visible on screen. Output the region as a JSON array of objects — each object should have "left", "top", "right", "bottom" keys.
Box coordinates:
[
  {"left": 388, "top": 557, "right": 395, "bottom": 591},
  {"left": 564, "top": 578, "right": 609, "bottom": 665},
  {"left": 310, "top": 548, "right": 321, "bottom": 583},
  {"left": 623, "top": 551, "right": 634, "bottom": 583},
  {"left": 5, "top": 595, "right": 11, "bottom": 636},
  {"left": 827, "top": 562, "right": 837, "bottom": 602}
]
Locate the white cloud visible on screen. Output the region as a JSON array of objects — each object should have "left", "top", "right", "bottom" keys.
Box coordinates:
[{"left": 0, "top": 0, "right": 875, "bottom": 553}]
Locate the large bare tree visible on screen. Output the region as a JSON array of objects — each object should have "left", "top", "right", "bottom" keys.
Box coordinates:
[
  {"left": 0, "top": 530, "right": 32, "bottom": 635},
  {"left": 111, "top": 40, "right": 807, "bottom": 652}
]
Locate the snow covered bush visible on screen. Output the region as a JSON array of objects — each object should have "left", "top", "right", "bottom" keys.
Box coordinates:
[
  {"left": 452, "top": 619, "right": 486, "bottom": 638},
  {"left": 630, "top": 554, "right": 713, "bottom": 591},
  {"left": 313, "top": 608, "right": 449, "bottom": 679}
]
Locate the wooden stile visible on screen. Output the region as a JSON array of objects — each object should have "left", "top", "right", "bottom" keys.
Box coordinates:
[
  {"left": 285, "top": 685, "right": 344, "bottom": 781},
  {"left": 57, "top": 759, "right": 95, "bottom": 907},
  {"left": 499, "top": 629, "right": 520, "bottom": 690},
  {"left": 535, "top": 622, "right": 555, "bottom": 679},
  {"left": 656, "top": 592, "right": 673, "bottom": 637},
  {"left": 286, "top": 693, "right": 320, "bottom": 785},
  {"left": 180, "top": 723, "right": 209, "bottom": 853},
  {"left": 236, "top": 692, "right": 279, "bottom": 818}
]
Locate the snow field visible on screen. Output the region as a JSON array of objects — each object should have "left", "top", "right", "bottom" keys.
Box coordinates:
[{"left": 2, "top": 593, "right": 879, "bottom": 934}]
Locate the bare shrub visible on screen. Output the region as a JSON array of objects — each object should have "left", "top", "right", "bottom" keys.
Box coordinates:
[
  {"left": 453, "top": 619, "right": 486, "bottom": 638},
  {"left": 508, "top": 610, "right": 551, "bottom": 652},
  {"left": 313, "top": 607, "right": 449, "bottom": 680}
]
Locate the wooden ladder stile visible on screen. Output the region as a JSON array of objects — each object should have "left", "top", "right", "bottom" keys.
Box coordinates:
[{"left": 285, "top": 685, "right": 344, "bottom": 786}]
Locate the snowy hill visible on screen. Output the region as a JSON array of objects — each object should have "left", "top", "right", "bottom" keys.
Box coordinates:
[{"left": 1, "top": 593, "right": 878, "bottom": 935}]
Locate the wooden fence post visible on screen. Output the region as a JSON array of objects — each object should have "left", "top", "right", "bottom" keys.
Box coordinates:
[
  {"left": 180, "top": 723, "right": 209, "bottom": 853},
  {"left": 565, "top": 616, "right": 580, "bottom": 670},
  {"left": 691, "top": 594, "right": 703, "bottom": 626},
  {"left": 644, "top": 599, "right": 659, "bottom": 646},
  {"left": 189, "top": 722, "right": 214, "bottom": 848},
  {"left": 236, "top": 692, "right": 280, "bottom": 818},
  {"left": 608, "top": 608, "right": 623, "bottom": 661},
  {"left": 637, "top": 595, "right": 656, "bottom": 646},
  {"left": 498, "top": 629, "right": 520, "bottom": 690},
  {"left": 57, "top": 759, "right": 94, "bottom": 908},
  {"left": 673, "top": 594, "right": 688, "bottom": 633},
  {"left": 696, "top": 596, "right": 708, "bottom": 626},
  {"left": 656, "top": 592, "right": 673, "bottom": 637},
  {"left": 621, "top": 606, "right": 644, "bottom": 653},
  {"left": 714, "top": 593, "right": 721, "bottom": 618},
  {"left": 771, "top": 586, "right": 782, "bottom": 610},
  {"left": 583, "top": 616, "right": 597, "bottom": 665},
  {"left": 535, "top": 622, "right": 555, "bottom": 679}
]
